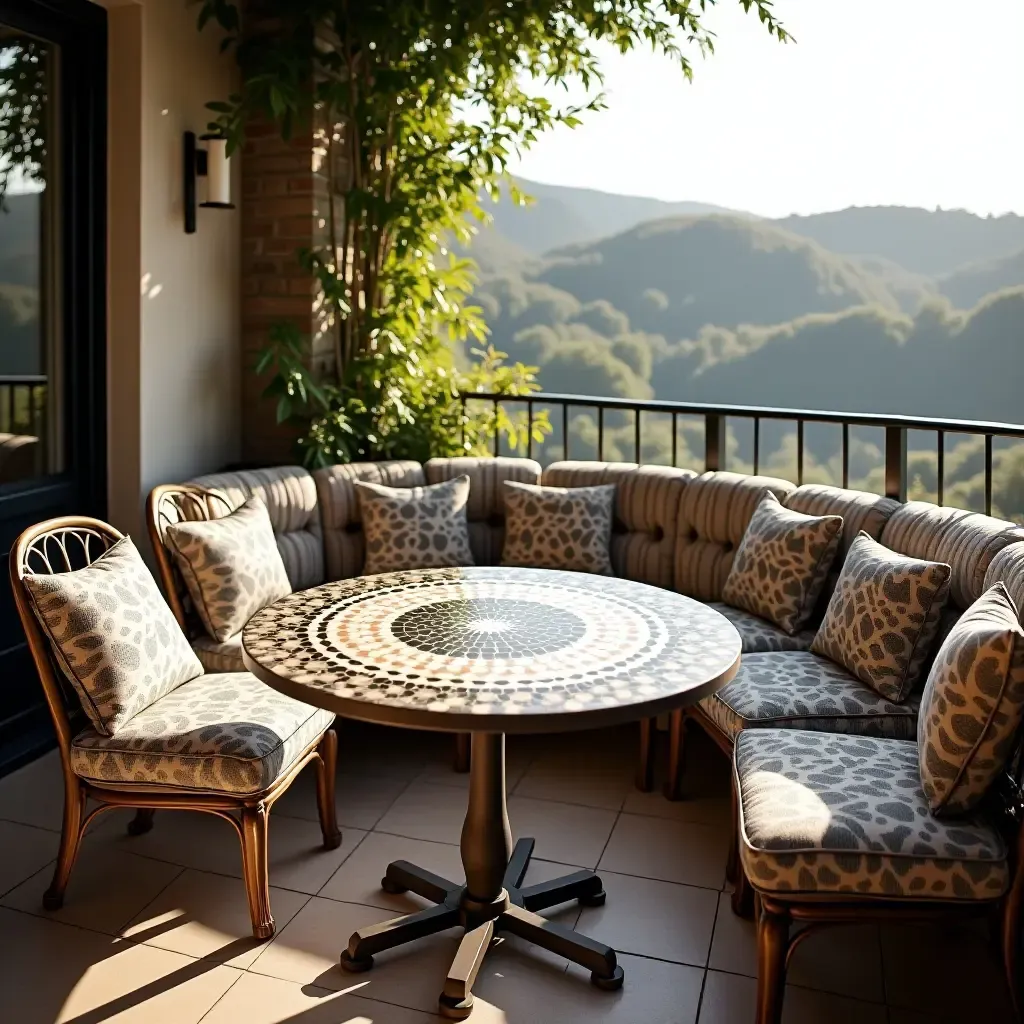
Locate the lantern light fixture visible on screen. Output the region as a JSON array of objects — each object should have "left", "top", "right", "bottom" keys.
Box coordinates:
[{"left": 183, "top": 131, "right": 234, "bottom": 234}]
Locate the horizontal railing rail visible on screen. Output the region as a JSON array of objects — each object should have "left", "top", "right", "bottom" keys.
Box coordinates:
[{"left": 459, "top": 390, "right": 1024, "bottom": 520}]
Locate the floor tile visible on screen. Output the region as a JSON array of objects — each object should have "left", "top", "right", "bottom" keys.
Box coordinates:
[
  {"left": 577, "top": 870, "right": 718, "bottom": 967},
  {"left": 505, "top": 796, "right": 618, "bottom": 868},
  {"left": 198, "top": 969, "right": 436, "bottom": 1023},
  {"left": 880, "top": 921, "right": 1014, "bottom": 1020},
  {"left": 0, "top": 906, "right": 240, "bottom": 1024},
  {"left": 472, "top": 951, "right": 704, "bottom": 1024},
  {"left": 415, "top": 743, "right": 532, "bottom": 791},
  {"left": 98, "top": 806, "right": 367, "bottom": 894},
  {"left": 599, "top": 812, "right": 728, "bottom": 889},
  {"left": 0, "top": 818, "right": 58, "bottom": 897},
  {"left": 708, "top": 893, "right": 885, "bottom": 1002},
  {"left": 0, "top": 748, "right": 65, "bottom": 832},
  {"left": 620, "top": 787, "right": 731, "bottom": 826},
  {"left": 2, "top": 844, "right": 181, "bottom": 934},
  {"left": 513, "top": 757, "right": 635, "bottom": 810},
  {"left": 272, "top": 762, "right": 414, "bottom": 831},
  {"left": 248, "top": 896, "right": 463, "bottom": 1013},
  {"left": 120, "top": 868, "right": 310, "bottom": 969},
  {"left": 338, "top": 724, "right": 450, "bottom": 779},
  {"left": 698, "top": 969, "right": 888, "bottom": 1024},
  {"left": 374, "top": 781, "right": 469, "bottom": 845}
]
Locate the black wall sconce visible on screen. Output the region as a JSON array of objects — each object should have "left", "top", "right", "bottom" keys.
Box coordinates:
[{"left": 183, "top": 131, "right": 235, "bottom": 234}]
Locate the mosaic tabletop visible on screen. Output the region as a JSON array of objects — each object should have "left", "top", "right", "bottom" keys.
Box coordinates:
[{"left": 242, "top": 567, "right": 741, "bottom": 733}]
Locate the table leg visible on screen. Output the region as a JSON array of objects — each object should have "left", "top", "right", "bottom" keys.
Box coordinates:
[{"left": 338, "top": 730, "right": 624, "bottom": 1019}]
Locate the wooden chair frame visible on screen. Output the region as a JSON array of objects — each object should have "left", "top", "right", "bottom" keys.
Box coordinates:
[
  {"left": 728, "top": 754, "right": 1024, "bottom": 1024},
  {"left": 9, "top": 516, "right": 342, "bottom": 940},
  {"left": 146, "top": 483, "right": 473, "bottom": 774}
]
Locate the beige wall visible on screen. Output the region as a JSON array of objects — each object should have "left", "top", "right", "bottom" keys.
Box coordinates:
[{"left": 99, "top": 0, "right": 240, "bottom": 540}]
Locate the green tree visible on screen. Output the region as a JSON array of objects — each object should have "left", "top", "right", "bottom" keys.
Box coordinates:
[{"left": 195, "top": 0, "right": 789, "bottom": 463}]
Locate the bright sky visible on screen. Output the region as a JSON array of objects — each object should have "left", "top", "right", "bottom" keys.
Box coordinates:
[{"left": 510, "top": 0, "right": 1024, "bottom": 218}]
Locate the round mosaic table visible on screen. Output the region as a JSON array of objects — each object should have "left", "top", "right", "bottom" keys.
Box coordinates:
[{"left": 243, "top": 566, "right": 741, "bottom": 1019}]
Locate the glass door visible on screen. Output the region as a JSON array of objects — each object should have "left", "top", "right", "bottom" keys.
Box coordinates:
[{"left": 0, "top": 0, "right": 106, "bottom": 774}]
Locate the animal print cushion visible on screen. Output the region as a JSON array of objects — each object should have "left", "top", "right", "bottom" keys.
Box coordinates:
[
  {"left": 23, "top": 537, "right": 203, "bottom": 737},
  {"left": 355, "top": 475, "right": 475, "bottom": 575},
  {"left": 918, "top": 583, "right": 1024, "bottom": 815},
  {"left": 811, "top": 532, "right": 952, "bottom": 703},
  {"left": 735, "top": 729, "right": 1008, "bottom": 901},
  {"left": 165, "top": 496, "right": 292, "bottom": 643},
  {"left": 69, "top": 672, "right": 335, "bottom": 795},
  {"left": 699, "top": 651, "right": 919, "bottom": 742},
  {"left": 705, "top": 604, "right": 817, "bottom": 654},
  {"left": 723, "top": 492, "right": 842, "bottom": 634},
  {"left": 502, "top": 481, "right": 616, "bottom": 575}
]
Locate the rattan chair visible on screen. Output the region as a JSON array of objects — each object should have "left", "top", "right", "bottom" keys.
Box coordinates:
[
  {"left": 9, "top": 515, "right": 342, "bottom": 940},
  {"left": 728, "top": 732, "right": 1024, "bottom": 1024}
]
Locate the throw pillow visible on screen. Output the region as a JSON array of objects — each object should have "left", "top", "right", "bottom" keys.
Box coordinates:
[
  {"left": 501, "top": 480, "right": 616, "bottom": 575},
  {"left": 811, "top": 531, "right": 951, "bottom": 703},
  {"left": 165, "top": 495, "right": 292, "bottom": 642},
  {"left": 23, "top": 536, "right": 203, "bottom": 736},
  {"left": 918, "top": 582, "right": 1024, "bottom": 815},
  {"left": 355, "top": 475, "right": 475, "bottom": 575},
  {"left": 722, "top": 492, "right": 843, "bottom": 634}
]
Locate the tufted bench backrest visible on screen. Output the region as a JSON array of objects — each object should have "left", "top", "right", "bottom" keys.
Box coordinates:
[
  {"left": 542, "top": 461, "right": 696, "bottom": 589},
  {"left": 313, "top": 460, "right": 426, "bottom": 580},
  {"left": 673, "top": 471, "right": 796, "bottom": 601},
  {"left": 189, "top": 466, "right": 325, "bottom": 591},
  {"left": 985, "top": 541, "right": 1024, "bottom": 622},
  {"left": 880, "top": 502, "right": 1024, "bottom": 614},
  {"left": 426, "top": 456, "right": 541, "bottom": 565}
]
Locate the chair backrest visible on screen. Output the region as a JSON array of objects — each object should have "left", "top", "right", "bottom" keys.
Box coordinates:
[
  {"left": 146, "top": 484, "right": 233, "bottom": 636},
  {"left": 8, "top": 516, "right": 124, "bottom": 751}
]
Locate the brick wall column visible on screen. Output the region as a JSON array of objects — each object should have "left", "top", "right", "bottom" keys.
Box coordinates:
[{"left": 240, "top": 112, "right": 335, "bottom": 464}]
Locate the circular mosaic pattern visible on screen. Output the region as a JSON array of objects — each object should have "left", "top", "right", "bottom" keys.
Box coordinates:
[
  {"left": 390, "top": 598, "right": 586, "bottom": 659},
  {"left": 243, "top": 567, "right": 741, "bottom": 731}
]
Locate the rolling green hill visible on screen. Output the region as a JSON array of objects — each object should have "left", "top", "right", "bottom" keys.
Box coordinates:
[{"left": 938, "top": 248, "right": 1024, "bottom": 309}]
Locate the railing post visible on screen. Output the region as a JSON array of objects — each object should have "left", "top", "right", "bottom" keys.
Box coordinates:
[
  {"left": 705, "top": 413, "right": 725, "bottom": 472},
  {"left": 884, "top": 425, "right": 907, "bottom": 501}
]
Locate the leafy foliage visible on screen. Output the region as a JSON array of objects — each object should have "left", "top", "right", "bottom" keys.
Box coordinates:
[
  {"left": 0, "top": 37, "right": 49, "bottom": 207},
  {"left": 194, "top": 0, "right": 789, "bottom": 463}
]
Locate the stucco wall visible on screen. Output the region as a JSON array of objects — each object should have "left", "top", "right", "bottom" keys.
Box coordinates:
[{"left": 101, "top": 0, "right": 240, "bottom": 540}]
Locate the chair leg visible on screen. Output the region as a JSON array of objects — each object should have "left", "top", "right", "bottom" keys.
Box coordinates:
[
  {"left": 240, "top": 803, "right": 275, "bottom": 940},
  {"left": 756, "top": 899, "right": 790, "bottom": 1024},
  {"left": 44, "top": 776, "right": 86, "bottom": 910},
  {"left": 453, "top": 733, "right": 470, "bottom": 774},
  {"left": 725, "top": 777, "right": 739, "bottom": 884},
  {"left": 731, "top": 860, "right": 755, "bottom": 919},
  {"left": 635, "top": 718, "right": 655, "bottom": 792},
  {"left": 314, "top": 730, "right": 343, "bottom": 850},
  {"left": 1003, "top": 861, "right": 1024, "bottom": 1018},
  {"left": 127, "top": 809, "right": 155, "bottom": 836},
  {"left": 662, "top": 709, "right": 686, "bottom": 800}
]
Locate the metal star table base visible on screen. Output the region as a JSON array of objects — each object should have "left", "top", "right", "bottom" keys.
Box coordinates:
[{"left": 338, "top": 734, "right": 624, "bottom": 1020}]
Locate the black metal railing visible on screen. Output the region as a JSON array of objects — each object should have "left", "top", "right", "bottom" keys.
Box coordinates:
[
  {"left": 0, "top": 375, "right": 47, "bottom": 437},
  {"left": 459, "top": 390, "right": 1024, "bottom": 521}
]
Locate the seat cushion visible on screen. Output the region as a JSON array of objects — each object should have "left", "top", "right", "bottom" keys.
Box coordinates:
[
  {"left": 23, "top": 537, "right": 203, "bottom": 736},
  {"left": 918, "top": 583, "right": 1024, "bottom": 815},
  {"left": 165, "top": 496, "right": 293, "bottom": 643},
  {"left": 192, "top": 634, "right": 245, "bottom": 674},
  {"left": 699, "top": 652, "right": 919, "bottom": 741},
  {"left": 70, "top": 672, "right": 334, "bottom": 795},
  {"left": 502, "top": 480, "right": 616, "bottom": 575},
  {"left": 355, "top": 475, "right": 475, "bottom": 575},
  {"left": 722, "top": 492, "right": 842, "bottom": 634},
  {"left": 811, "top": 532, "right": 952, "bottom": 703},
  {"left": 735, "top": 729, "right": 1009, "bottom": 901},
  {"left": 705, "top": 604, "right": 816, "bottom": 654}
]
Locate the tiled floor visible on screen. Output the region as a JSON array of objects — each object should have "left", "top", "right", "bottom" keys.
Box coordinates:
[{"left": 0, "top": 723, "right": 1014, "bottom": 1023}]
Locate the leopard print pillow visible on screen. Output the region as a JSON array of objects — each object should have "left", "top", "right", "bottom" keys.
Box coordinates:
[
  {"left": 165, "top": 496, "right": 292, "bottom": 643},
  {"left": 918, "top": 583, "right": 1024, "bottom": 815},
  {"left": 501, "top": 481, "right": 616, "bottom": 575},
  {"left": 355, "top": 475, "right": 475, "bottom": 575},
  {"left": 722, "top": 492, "right": 842, "bottom": 635},
  {"left": 23, "top": 536, "right": 204, "bottom": 736},
  {"left": 811, "top": 532, "right": 951, "bottom": 703}
]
